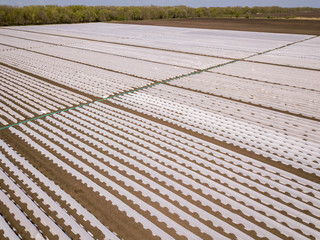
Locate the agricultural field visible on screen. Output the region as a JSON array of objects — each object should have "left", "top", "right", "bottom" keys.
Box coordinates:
[{"left": 0, "top": 22, "right": 319, "bottom": 240}]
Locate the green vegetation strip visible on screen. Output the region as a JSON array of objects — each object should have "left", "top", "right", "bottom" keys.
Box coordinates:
[
  {"left": 1, "top": 5, "right": 319, "bottom": 26},
  {"left": 0, "top": 60, "right": 237, "bottom": 131}
]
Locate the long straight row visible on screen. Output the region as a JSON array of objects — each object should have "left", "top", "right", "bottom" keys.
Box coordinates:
[
  {"left": 0, "top": 49, "right": 152, "bottom": 98},
  {"left": 0, "top": 138, "right": 119, "bottom": 240},
  {"left": 0, "top": 65, "right": 91, "bottom": 126},
  {"left": 109, "top": 85, "right": 320, "bottom": 170},
  {"left": 1, "top": 102, "right": 319, "bottom": 239}
]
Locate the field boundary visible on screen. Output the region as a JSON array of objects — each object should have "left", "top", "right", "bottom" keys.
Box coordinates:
[{"left": 0, "top": 35, "right": 316, "bottom": 131}]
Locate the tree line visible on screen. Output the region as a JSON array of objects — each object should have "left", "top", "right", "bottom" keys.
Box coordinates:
[{"left": 0, "top": 5, "right": 319, "bottom": 26}]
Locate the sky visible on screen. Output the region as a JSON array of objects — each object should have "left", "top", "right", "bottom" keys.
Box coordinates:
[{"left": 1, "top": 0, "right": 320, "bottom": 8}]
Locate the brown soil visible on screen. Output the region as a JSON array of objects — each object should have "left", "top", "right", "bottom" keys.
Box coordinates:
[
  {"left": 1, "top": 128, "right": 158, "bottom": 240},
  {"left": 118, "top": 18, "right": 320, "bottom": 35}
]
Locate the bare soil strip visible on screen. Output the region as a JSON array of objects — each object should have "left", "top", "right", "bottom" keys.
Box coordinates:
[
  {"left": 118, "top": 18, "right": 320, "bottom": 36},
  {"left": 0, "top": 200, "right": 32, "bottom": 239}
]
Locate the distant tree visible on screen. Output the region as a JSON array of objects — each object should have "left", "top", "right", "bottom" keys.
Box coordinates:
[
  {"left": 128, "top": 6, "right": 142, "bottom": 20},
  {"left": 83, "top": 7, "right": 97, "bottom": 22},
  {"left": 0, "top": 5, "right": 319, "bottom": 26},
  {"left": 98, "top": 8, "right": 113, "bottom": 22},
  {"left": 195, "top": 7, "right": 204, "bottom": 17}
]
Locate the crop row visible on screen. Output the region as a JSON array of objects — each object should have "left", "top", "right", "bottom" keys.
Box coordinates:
[
  {"left": 249, "top": 36, "right": 320, "bottom": 70},
  {"left": 33, "top": 45, "right": 192, "bottom": 81},
  {"left": 3, "top": 102, "right": 319, "bottom": 239},
  {"left": 1, "top": 29, "right": 229, "bottom": 70},
  {"left": 9, "top": 23, "right": 309, "bottom": 59},
  {"left": 0, "top": 49, "right": 151, "bottom": 98},
  {"left": 0, "top": 139, "right": 119, "bottom": 240},
  {"left": 0, "top": 65, "right": 91, "bottom": 126},
  {"left": 169, "top": 71, "right": 320, "bottom": 119},
  {"left": 108, "top": 86, "right": 320, "bottom": 174},
  {"left": 133, "top": 84, "right": 319, "bottom": 144},
  {"left": 210, "top": 61, "right": 320, "bottom": 91},
  {"left": 1, "top": 29, "right": 85, "bottom": 46}
]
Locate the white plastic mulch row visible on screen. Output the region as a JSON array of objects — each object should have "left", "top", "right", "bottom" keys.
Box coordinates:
[
  {"left": 0, "top": 214, "right": 20, "bottom": 240},
  {"left": 1, "top": 74, "right": 76, "bottom": 109},
  {"left": 0, "top": 97, "right": 29, "bottom": 120},
  {"left": 133, "top": 83, "right": 320, "bottom": 145},
  {"left": 0, "top": 65, "right": 90, "bottom": 104},
  {"left": 6, "top": 123, "right": 290, "bottom": 239},
  {"left": 249, "top": 36, "right": 320, "bottom": 70},
  {"left": 1, "top": 77, "right": 63, "bottom": 111},
  {"left": 0, "top": 169, "right": 69, "bottom": 239},
  {"left": 210, "top": 61, "right": 320, "bottom": 91},
  {"left": 0, "top": 64, "right": 91, "bottom": 125},
  {"left": 0, "top": 108, "right": 19, "bottom": 124},
  {"left": 58, "top": 108, "right": 320, "bottom": 216},
  {"left": 0, "top": 152, "right": 94, "bottom": 239},
  {"left": 0, "top": 49, "right": 151, "bottom": 98},
  {"left": 9, "top": 126, "right": 190, "bottom": 240},
  {"left": 0, "top": 35, "right": 52, "bottom": 50},
  {"left": 0, "top": 189, "right": 43, "bottom": 240},
  {"left": 71, "top": 41, "right": 229, "bottom": 69},
  {"left": 1, "top": 28, "right": 231, "bottom": 70},
  {"left": 148, "top": 84, "right": 320, "bottom": 143},
  {"left": 64, "top": 106, "right": 320, "bottom": 207},
  {"left": 0, "top": 139, "right": 119, "bottom": 240},
  {"left": 87, "top": 102, "right": 320, "bottom": 198},
  {"left": 6, "top": 23, "right": 311, "bottom": 59},
  {"left": 0, "top": 29, "right": 84, "bottom": 45},
  {"left": 6, "top": 105, "right": 320, "bottom": 239},
  {"left": 0, "top": 44, "right": 16, "bottom": 51},
  {"left": 108, "top": 90, "right": 320, "bottom": 174},
  {"left": 34, "top": 45, "right": 193, "bottom": 81},
  {"left": 40, "top": 115, "right": 285, "bottom": 240},
  {"left": 168, "top": 71, "right": 320, "bottom": 119},
  {"left": 0, "top": 88, "right": 40, "bottom": 116}
]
